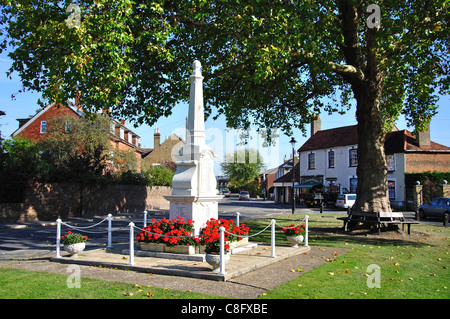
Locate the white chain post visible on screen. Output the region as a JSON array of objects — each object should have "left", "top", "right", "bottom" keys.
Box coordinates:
[
  {"left": 219, "top": 226, "right": 226, "bottom": 275},
  {"left": 56, "top": 218, "right": 62, "bottom": 258},
  {"left": 107, "top": 214, "right": 112, "bottom": 248},
  {"left": 236, "top": 212, "right": 240, "bottom": 226},
  {"left": 305, "top": 215, "right": 309, "bottom": 247},
  {"left": 143, "top": 210, "right": 147, "bottom": 228},
  {"left": 128, "top": 222, "right": 135, "bottom": 265},
  {"left": 271, "top": 219, "right": 276, "bottom": 258}
]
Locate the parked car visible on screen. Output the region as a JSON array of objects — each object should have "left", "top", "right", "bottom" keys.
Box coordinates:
[
  {"left": 335, "top": 194, "right": 356, "bottom": 209},
  {"left": 418, "top": 197, "right": 450, "bottom": 219},
  {"left": 221, "top": 189, "right": 231, "bottom": 197},
  {"left": 239, "top": 191, "right": 250, "bottom": 200}
]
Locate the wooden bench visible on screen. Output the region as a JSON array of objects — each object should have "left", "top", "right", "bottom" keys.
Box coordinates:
[{"left": 338, "top": 211, "right": 419, "bottom": 235}]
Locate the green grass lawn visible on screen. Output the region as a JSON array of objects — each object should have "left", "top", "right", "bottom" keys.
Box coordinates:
[
  {"left": 0, "top": 267, "right": 221, "bottom": 299},
  {"left": 245, "top": 213, "right": 450, "bottom": 299},
  {"left": 1, "top": 213, "right": 448, "bottom": 299}
]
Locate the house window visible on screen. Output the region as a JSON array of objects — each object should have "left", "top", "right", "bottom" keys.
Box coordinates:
[
  {"left": 349, "top": 148, "right": 358, "bottom": 167},
  {"left": 65, "top": 121, "right": 72, "bottom": 133},
  {"left": 128, "top": 132, "right": 133, "bottom": 144},
  {"left": 308, "top": 153, "right": 315, "bottom": 170},
  {"left": 386, "top": 155, "right": 395, "bottom": 171},
  {"left": 40, "top": 121, "right": 47, "bottom": 133},
  {"left": 110, "top": 122, "right": 116, "bottom": 134},
  {"left": 120, "top": 127, "right": 124, "bottom": 139},
  {"left": 328, "top": 150, "right": 335, "bottom": 168},
  {"left": 388, "top": 180, "right": 396, "bottom": 199},
  {"left": 350, "top": 177, "right": 358, "bottom": 193}
]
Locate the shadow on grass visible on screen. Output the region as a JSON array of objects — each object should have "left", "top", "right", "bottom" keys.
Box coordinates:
[{"left": 245, "top": 217, "right": 435, "bottom": 249}]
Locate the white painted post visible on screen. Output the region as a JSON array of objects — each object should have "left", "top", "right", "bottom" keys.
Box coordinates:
[
  {"left": 56, "top": 218, "right": 62, "bottom": 258},
  {"left": 219, "top": 226, "right": 226, "bottom": 275},
  {"left": 305, "top": 215, "right": 309, "bottom": 247},
  {"left": 236, "top": 212, "right": 240, "bottom": 226},
  {"left": 128, "top": 222, "right": 135, "bottom": 265},
  {"left": 107, "top": 214, "right": 112, "bottom": 248},
  {"left": 271, "top": 219, "right": 276, "bottom": 258},
  {"left": 143, "top": 210, "right": 147, "bottom": 228}
]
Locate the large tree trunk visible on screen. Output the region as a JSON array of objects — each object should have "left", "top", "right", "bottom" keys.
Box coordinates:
[{"left": 351, "top": 81, "right": 392, "bottom": 214}]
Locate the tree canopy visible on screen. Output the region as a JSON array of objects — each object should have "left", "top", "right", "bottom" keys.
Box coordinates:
[{"left": 1, "top": 0, "right": 448, "bottom": 212}]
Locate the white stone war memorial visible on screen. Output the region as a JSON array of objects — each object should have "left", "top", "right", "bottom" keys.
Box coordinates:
[{"left": 164, "top": 61, "right": 223, "bottom": 236}]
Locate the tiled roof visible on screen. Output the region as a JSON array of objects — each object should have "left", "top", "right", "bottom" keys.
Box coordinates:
[
  {"left": 274, "top": 163, "right": 300, "bottom": 183},
  {"left": 385, "top": 130, "right": 450, "bottom": 153},
  {"left": 297, "top": 125, "right": 358, "bottom": 152},
  {"left": 298, "top": 125, "right": 450, "bottom": 153}
]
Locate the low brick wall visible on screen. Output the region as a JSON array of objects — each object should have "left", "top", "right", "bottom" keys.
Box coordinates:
[{"left": 0, "top": 183, "right": 171, "bottom": 222}]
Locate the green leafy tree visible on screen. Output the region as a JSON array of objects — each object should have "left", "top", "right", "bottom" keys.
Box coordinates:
[
  {"left": 39, "top": 114, "right": 111, "bottom": 182},
  {"left": 221, "top": 148, "right": 264, "bottom": 189},
  {"left": 1, "top": 1, "right": 448, "bottom": 213},
  {"left": 0, "top": 137, "right": 47, "bottom": 201}
]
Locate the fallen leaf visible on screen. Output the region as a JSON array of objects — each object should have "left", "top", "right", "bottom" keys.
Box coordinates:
[
  {"left": 329, "top": 272, "right": 335, "bottom": 276},
  {"left": 147, "top": 292, "right": 153, "bottom": 298},
  {"left": 290, "top": 269, "right": 296, "bottom": 272},
  {"left": 344, "top": 269, "right": 350, "bottom": 273},
  {"left": 394, "top": 262, "right": 400, "bottom": 266},
  {"left": 124, "top": 292, "right": 133, "bottom": 296}
]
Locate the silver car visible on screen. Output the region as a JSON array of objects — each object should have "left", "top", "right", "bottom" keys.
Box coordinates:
[{"left": 418, "top": 197, "right": 450, "bottom": 219}]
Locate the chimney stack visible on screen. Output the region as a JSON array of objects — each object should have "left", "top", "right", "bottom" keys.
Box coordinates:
[
  {"left": 416, "top": 123, "right": 431, "bottom": 147},
  {"left": 75, "top": 91, "right": 81, "bottom": 109},
  {"left": 154, "top": 128, "right": 161, "bottom": 148},
  {"left": 311, "top": 113, "right": 321, "bottom": 136}
]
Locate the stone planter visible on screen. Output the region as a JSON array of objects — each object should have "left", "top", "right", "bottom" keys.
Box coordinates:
[
  {"left": 164, "top": 244, "right": 196, "bottom": 255},
  {"left": 286, "top": 235, "right": 304, "bottom": 248},
  {"left": 229, "top": 237, "right": 249, "bottom": 248},
  {"left": 63, "top": 242, "right": 85, "bottom": 257},
  {"left": 205, "top": 253, "right": 230, "bottom": 272},
  {"left": 138, "top": 242, "right": 164, "bottom": 252},
  {"left": 138, "top": 242, "right": 197, "bottom": 255}
]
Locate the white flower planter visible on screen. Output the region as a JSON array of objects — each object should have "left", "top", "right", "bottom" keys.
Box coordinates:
[
  {"left": 286, "top": 235, "right": 304, "bottom": 248},
  {"left": 205, "top": 253, "right": 230, "bottom": 272},
  {"left": 63, "top": 242, "right": 85, "bottom": 257}
]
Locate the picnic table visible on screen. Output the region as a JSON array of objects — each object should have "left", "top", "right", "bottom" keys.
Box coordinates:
[{"left": 337, "top": 211, "right": 419, "bottom": 235}]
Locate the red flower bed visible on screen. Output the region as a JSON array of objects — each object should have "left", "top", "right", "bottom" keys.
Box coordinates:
[
  {"left": 135, "top": 216, "right": 200, "bottom": 246},
  {"left": 281, "top": 224, "right": 306, "bottom": 237},
  {"left": 199, "top": 218, "right": 250, "bottom": 254}
]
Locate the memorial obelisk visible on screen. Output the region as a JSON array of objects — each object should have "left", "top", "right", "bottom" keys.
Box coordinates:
[{"left": 165, "top": 60, "right": 222, "bottom": 236}]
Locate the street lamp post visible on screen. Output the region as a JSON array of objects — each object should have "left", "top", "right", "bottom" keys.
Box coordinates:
[{"left": 290, "top": 137, "right": 297, "bottom": 215}]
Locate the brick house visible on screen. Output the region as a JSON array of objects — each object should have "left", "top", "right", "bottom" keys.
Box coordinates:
[
  {"left": 11, "top": 100, "right": 143, "bottom": 170},
  {"left": 296, "top": 118, "right": 450, "bottom": 209},
  {"left": 141, "top": 128, "right": 184, "bottom": 169},
  {"left": 258, "top": 166, "right": 278, "bottom": 199}
]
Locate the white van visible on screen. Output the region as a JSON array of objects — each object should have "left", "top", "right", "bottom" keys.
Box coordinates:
[{"left": 335, "top": 194, "right": 356, "bottom": 209}]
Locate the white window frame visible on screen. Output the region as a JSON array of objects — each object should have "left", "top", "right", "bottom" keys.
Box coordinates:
[
  {"left": 308, "top": 152, "right": 315, "bottom": 170},
  {"left": 40, "top": 120, "right": 47, "bottom": 133},
  {"left": 349, "top": 148, "right": 358, "bottom": 167},
  {"left": 328, "top": 150, "right": 335, "bottom": 168},
  {"left": 386, "top": 154, "right": 395, "bottom": 172},
  {"left": 388, "top": 179, "right": 396, "bottom": 199}
]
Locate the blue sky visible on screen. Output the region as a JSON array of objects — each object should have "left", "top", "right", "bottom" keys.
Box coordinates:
[{"left": 1, "top": 51, "right": 449, "bottom": 175}]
